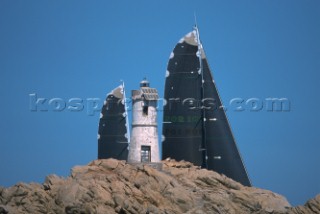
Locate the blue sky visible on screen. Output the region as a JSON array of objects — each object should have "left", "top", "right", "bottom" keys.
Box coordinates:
[{"left": 0, "top": 0, "right": 319, "bottom": 206}]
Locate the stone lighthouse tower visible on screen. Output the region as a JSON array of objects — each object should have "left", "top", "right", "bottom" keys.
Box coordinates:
[{"left": 127, "top": 79, "right": 160, "bottom": 163}]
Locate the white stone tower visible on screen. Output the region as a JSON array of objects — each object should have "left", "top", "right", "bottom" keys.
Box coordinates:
[{"left": 127, "top": 79, "right": 160, "bottom": 163}]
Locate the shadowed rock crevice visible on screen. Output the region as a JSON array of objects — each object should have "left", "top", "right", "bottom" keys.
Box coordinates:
[{"left": 0, "top": 159, "right": 318, "bottom": 214}]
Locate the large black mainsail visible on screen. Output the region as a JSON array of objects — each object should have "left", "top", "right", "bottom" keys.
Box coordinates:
[
  {"left": 162, "top": 27, "right": 251, "bottom": 186},
  {"left": 98, "top": 83, "right": 130, "bottom": 160}
]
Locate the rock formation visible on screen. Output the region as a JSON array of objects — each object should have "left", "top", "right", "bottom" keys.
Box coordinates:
[{"left": 0, "top": 159, "right": 319, "bottom": 214}]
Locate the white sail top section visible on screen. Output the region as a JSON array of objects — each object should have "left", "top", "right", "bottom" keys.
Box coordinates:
[
  {"left": 177, "top": 28, "right": 207, "bottom": 59},
  {"left": 106, "top": 84, "right": 124, "bottom": 99}
]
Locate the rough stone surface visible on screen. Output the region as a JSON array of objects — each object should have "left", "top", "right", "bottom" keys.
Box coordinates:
[{"left": 0, "top": 159, "right": 318, "bottom": 214}]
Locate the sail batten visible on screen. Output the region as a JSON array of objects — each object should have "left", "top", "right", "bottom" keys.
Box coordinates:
[{"left": 162, "top": 29, "right": 251, "bottom": 186}]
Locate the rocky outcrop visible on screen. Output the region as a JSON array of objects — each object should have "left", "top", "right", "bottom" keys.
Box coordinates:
[
  {"left": 289, "top": 195, "right": 320, "bottom": 214},
  {"left": 0, "top": 159, "right": 318, "bottom": 213}
]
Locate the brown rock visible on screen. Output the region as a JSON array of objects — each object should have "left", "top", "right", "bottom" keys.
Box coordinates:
[
  {"left": 0, "top": 158, "right": 318, "bottom": 213},
  {"left": 288, "top": 194, "right": 320, "bottom": 214}
]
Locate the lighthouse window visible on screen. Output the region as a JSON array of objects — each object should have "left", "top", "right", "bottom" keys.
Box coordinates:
[
  {"left": 143, "top": 106, "right": 148, "bottom": 115},
  {"left": 141, "top": 146, "right": 151, "bottom": 162}
]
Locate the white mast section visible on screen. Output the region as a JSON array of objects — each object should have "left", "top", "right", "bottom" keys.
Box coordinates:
[
  {"left": 122, "top": 81, "right": 131, "bottom": 144},
  {"left": 194, "top": 24, "right": 208, "bottom": 168},
  {"left": 194, "top": 26, "right": 203, "bottom": 78}
]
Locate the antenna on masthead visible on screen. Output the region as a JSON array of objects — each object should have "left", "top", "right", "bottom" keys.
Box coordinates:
[{"left": 194, "top": 12, "right": 198, "bottom": 28}]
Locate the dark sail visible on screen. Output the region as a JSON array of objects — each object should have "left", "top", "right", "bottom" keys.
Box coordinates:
[
  {"left": 162, "top": 28, "right": 251, "bottom": 186},
  {"left": 98, "top": 84, "right": 129, "bottom": 160}
]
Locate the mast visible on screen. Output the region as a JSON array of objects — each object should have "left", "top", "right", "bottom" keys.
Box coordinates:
[
  {"left": 194, "top": 25, "right": 208, "bottom": 168},
  {"left": 122, "top": 81, "right": 131, "bottom": 144}
]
